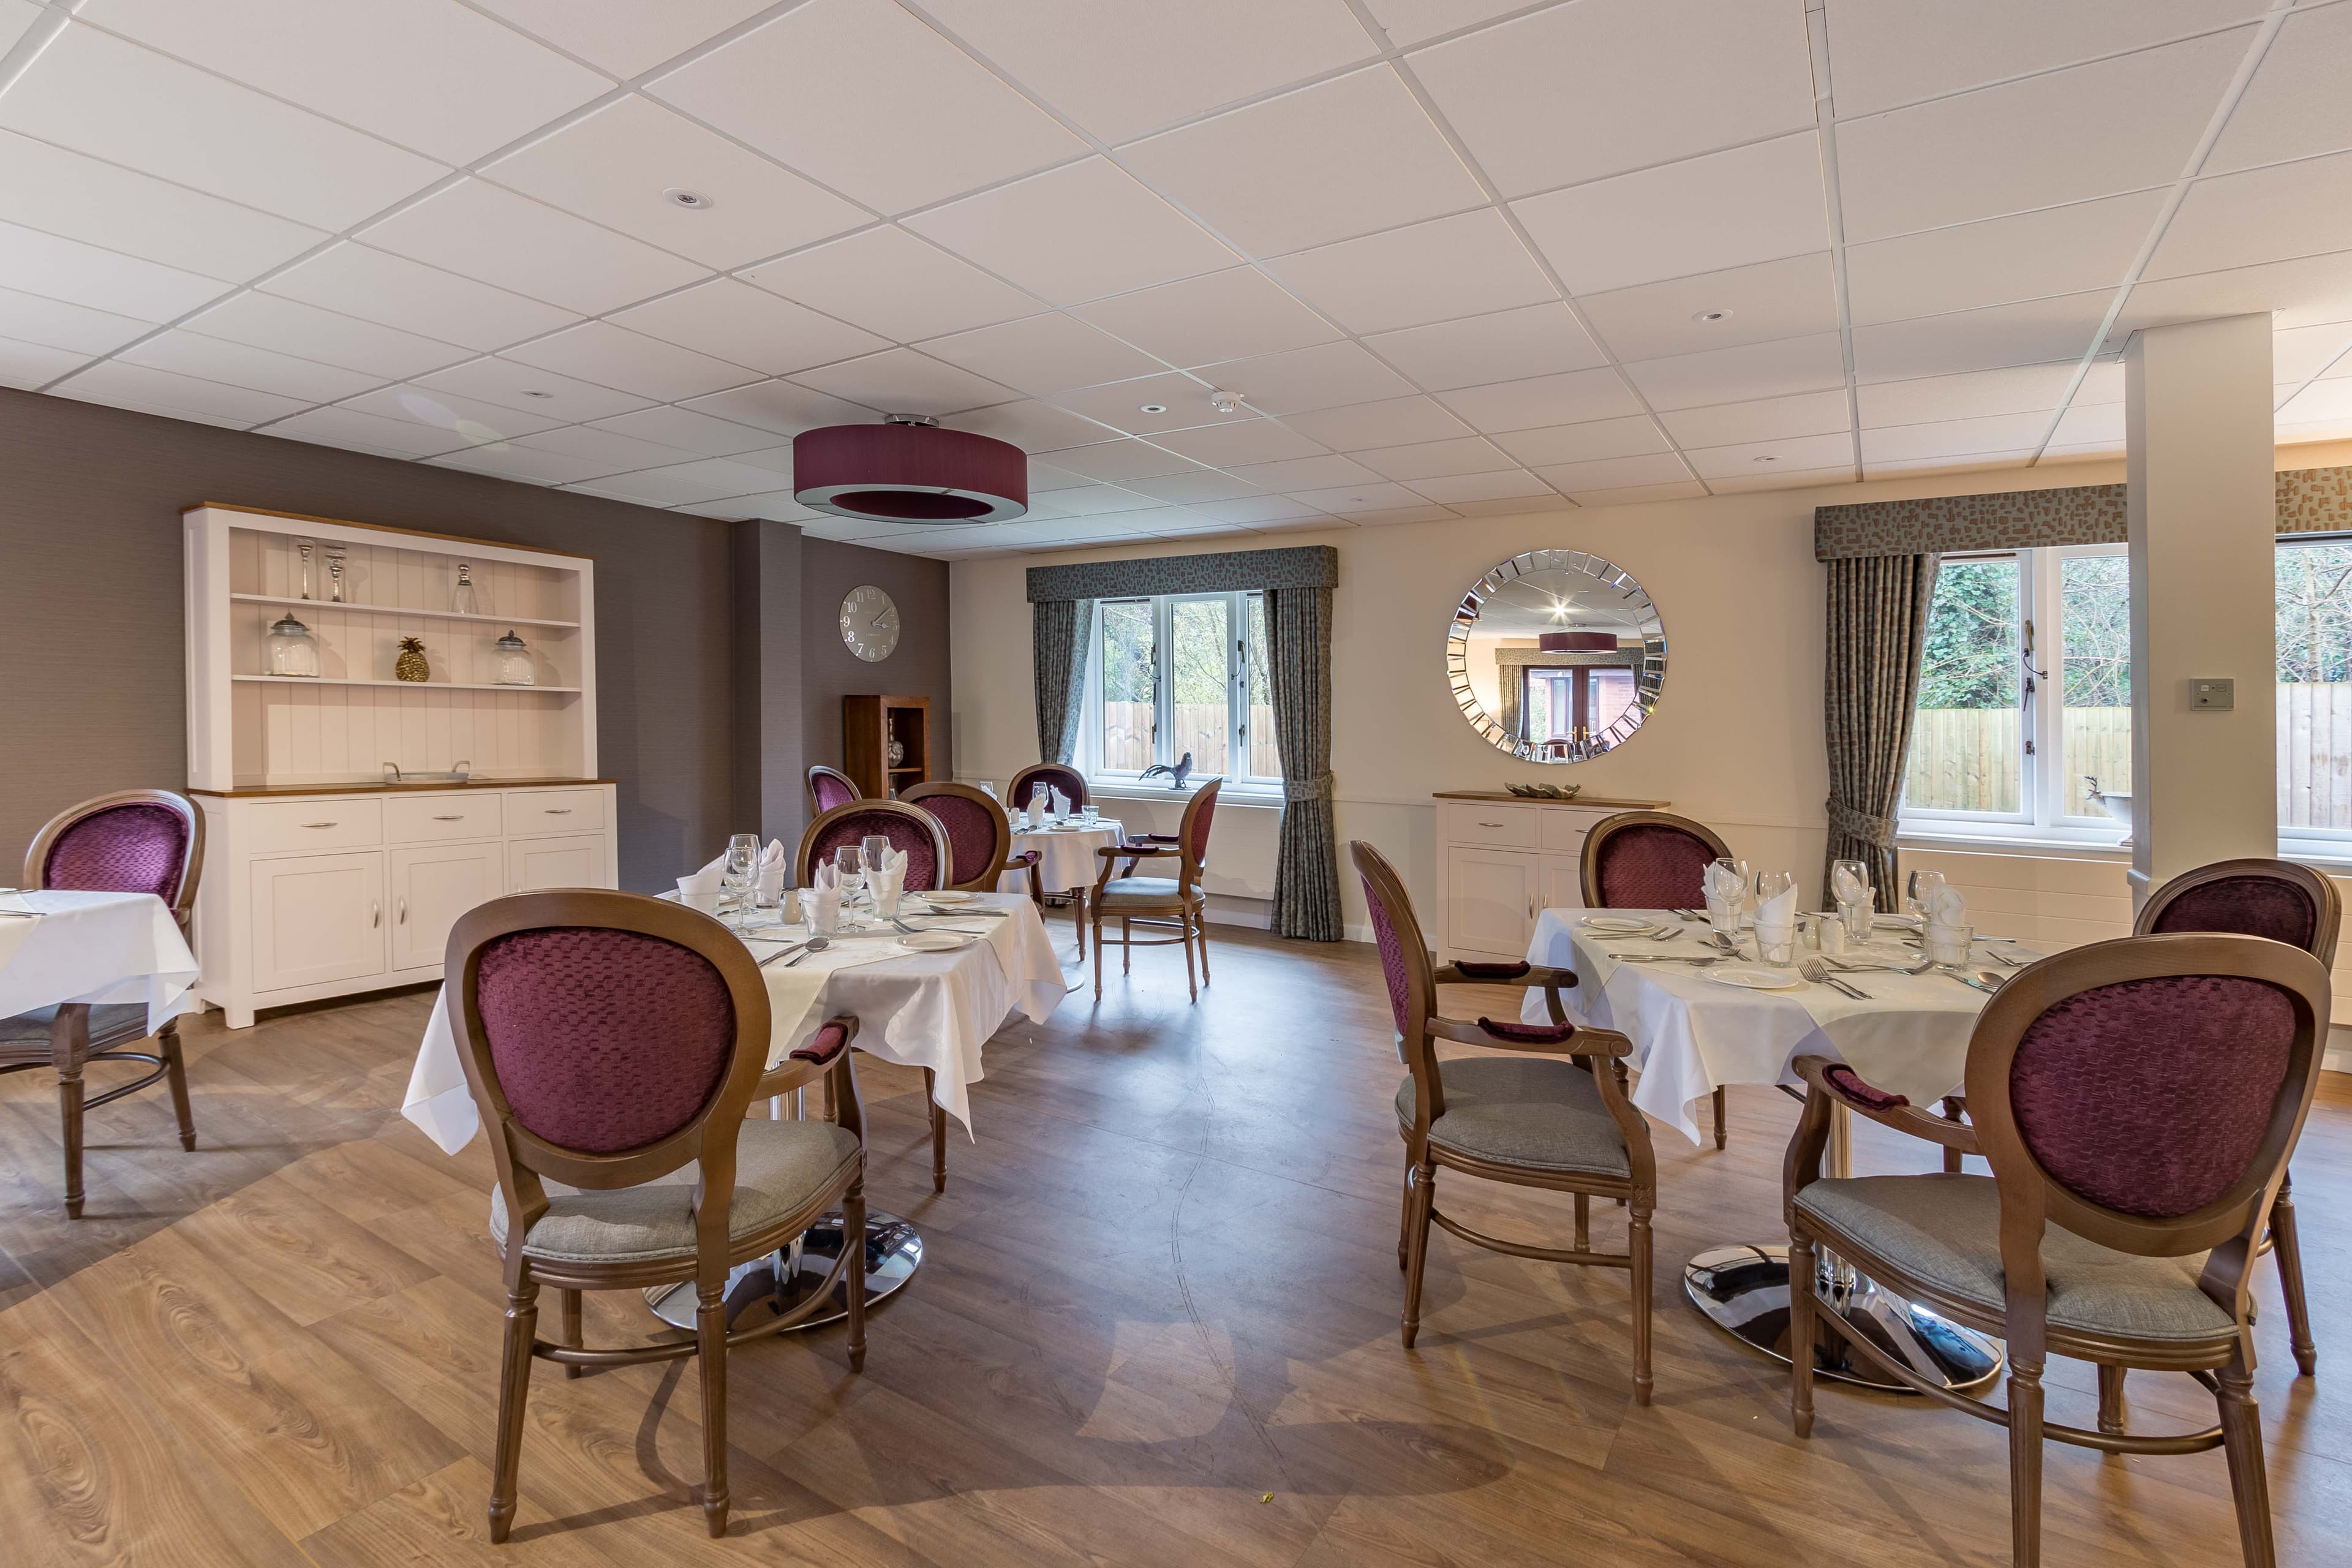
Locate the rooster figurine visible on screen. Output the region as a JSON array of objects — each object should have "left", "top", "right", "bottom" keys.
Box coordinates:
[{"left": 1140, "top": 752, "right": 1194, "bottom": 790}]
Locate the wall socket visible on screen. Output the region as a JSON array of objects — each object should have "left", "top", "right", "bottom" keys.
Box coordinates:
[{"left": 2192, "top": 678, "right": 2234, "bottom": 710}]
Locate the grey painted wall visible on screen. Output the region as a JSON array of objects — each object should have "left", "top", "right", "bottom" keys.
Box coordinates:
[{"left": 800, "top": 535, "right": 954, "bottom": 788}]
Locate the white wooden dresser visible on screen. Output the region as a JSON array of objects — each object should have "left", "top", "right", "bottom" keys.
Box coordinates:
[{"left": 1433, "top": 790, "right": 1668, "bottom": 962}]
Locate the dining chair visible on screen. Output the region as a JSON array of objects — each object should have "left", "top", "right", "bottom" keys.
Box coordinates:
[
  {"left": 2, "top": 790, "right": 203, "bottom": 1217},
  {"left": 1352, "top": 841, "right": 1657, "bottom": 1403},
  {"left": 1009, "top": 761, "right": 1087, "bottom": 813},
  {"left": 900, "top": 781, "right": 1044, "bottom": 902},
  {"left": 1089, "top": 778, "right": 1219, "bottom": 1002},
  {"left": 807, "top": 764, "right": 863, "bottom": 818},
  {"left": 1580, "top": 809, "right": 1734, "bottom": 1148},
  {"left": 445, "top": 889, "right": 869, "bottom": 1542},
  {"left": 1784, "top": 932, "right": 2329, "bottom": 1568}
]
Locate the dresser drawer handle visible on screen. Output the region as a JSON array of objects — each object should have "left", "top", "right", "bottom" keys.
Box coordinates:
[
  {"left": 542, "top": 807, "right": 573, "bottom": 815},
  {"left": 430, "top": 814, "right": 465, "bottom": 821},
  {"left": 301, "top": 821, "right": 337, "bottom": 829},
  {"left": 1477, "top": 820, "right": 1504, "bottom": 829}
]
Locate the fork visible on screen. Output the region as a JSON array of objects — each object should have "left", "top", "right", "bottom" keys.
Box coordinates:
[{"left": 1799, "top": 956, "right": 1871, "bottom": 1000}]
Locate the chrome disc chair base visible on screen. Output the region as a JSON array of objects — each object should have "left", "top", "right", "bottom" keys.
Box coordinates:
[
  {"left": 648, "top": 1209, "right": 922, "bottom": 1332},
  {"left": 1684, "top": 1243, "right": 2003, "bottom": 1392}
]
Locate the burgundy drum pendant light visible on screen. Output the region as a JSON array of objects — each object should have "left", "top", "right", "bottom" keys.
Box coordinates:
[
  {"left": 1539, "top": 631, "right": 1619, "bottom": 652},
  {"left": 792, "top": 414, "right": 1027, "bottom": 524}
]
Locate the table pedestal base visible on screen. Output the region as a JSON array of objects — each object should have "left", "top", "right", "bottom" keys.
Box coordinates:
[
  {"left": 645, "top": 1210, "right": 922, "bottom": 1332},
  {"left": 1684, "top": 1243, "right": 2003, "bottom": 1392}
]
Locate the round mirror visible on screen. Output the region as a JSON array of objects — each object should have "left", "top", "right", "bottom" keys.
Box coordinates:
[{"left": 1447, "top": 549, "right": 1665, "bottom": 763}]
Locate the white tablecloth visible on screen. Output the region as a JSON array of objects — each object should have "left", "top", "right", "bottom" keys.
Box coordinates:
[
  {"left": 0, "top": 889, "right": 200, "bottom": 1036},
  {"left": 1519, "top": 908, "right": 1989, "bottom": 1145},
  {"left": 401, "top": 891, "right": 1067, "bottom": 1155},
  {"left": 998, "top": 818, "right": 1124, "bottom": 895}
]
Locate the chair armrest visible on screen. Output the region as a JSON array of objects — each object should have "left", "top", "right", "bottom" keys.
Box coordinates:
[
  {"left": 1429, "top": 1015, "right": 1632, "bottom": 1058},
  {"left": 1098, "top": 842, "right": 1177, "bottom": 860},
  {"left": 755, "top": 1017, "right": 860, "bottom": 1101},
  {"left": 1003, "top": 849, "right": 1044, "bottom": 902},
  {"left": 1431, "top": 960, "right": 1578, "bottom": 991},
  {"left": 1789, "top": 1055, "right": 1980, "bottom": 1154}
]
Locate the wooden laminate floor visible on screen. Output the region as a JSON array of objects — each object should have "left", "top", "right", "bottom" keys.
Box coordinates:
[{"left": 2, "top": 920, "right": 2348, "bottom": 1566}]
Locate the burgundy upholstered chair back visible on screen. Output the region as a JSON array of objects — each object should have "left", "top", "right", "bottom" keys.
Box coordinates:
[
  {"left": 2140, "top": 859, "right": 2336, "bottom": 963},
  {"left": 799, "top": 802, "right": 947, "bottom": 892},
  {"left": 1583, "top": 813, "right": 1727, "bottom": 910},
  {"left": 29, "top": 792, "right": 203, "bottom": 920},
  {"left": 473, "top": 927, "right": 737, "bottom": 1156},
  {"left": 809, "top": 766, "right": 861, "bottom": 816},
  {"left": 1184, "top": 779, "right": 1220, "bottom": 870},
  {"left": 900, "top": 785, "right": 1006, "bottom": 890},
  {"left": 1352, "top": 840, "right": 1431, "bottom": 1043},
  {"left": 1011, "top": 763, "right": 1087, "bottom": 810}
]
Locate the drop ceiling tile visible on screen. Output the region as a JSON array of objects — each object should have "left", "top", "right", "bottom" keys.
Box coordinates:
[
  {"left": 1352, "top": 434, "right": 1514, "bottom": 480},
  {"left": 262, "top": 243, "right": 580, "bottom": 350},
  {"left": 2077, "top": 362, "right": 2126, "bottom": 402},
  {"left": 359, "top": 179, "right": 708, "bottom": 315},
  {"left": 1565, "top": 479, "right": 1708, "bottom": 507},
  {"left": 2112, "top": 250, "right": 2352, "bottom": 337},
  {"left": 919, "top": 313, "right": 1165, "bottom": 398},
  {"left": 1528, "top": 451, "right": 1694, "bottom": 492},
  {"left": 1826, "top": 0, "right": 2264, "bottom": 119},
  {"left": 2146, "top": 151, "right": 2352, "bottom": 282},
  {"left": 51, "top": 360, "right": 309, "bottom": 427},
  {"left": 590, "top": 404, "right": 782, "bottom": 456},
  {"left": 730, "top": 493, "right": 823, "bottom": 523},
  {"left": 647, "top": 0, "right": 1085, "bottom": 215},
  {"left": 1654, "top": 391, "right": 1850, "bottom": 448},
  {"left": 469, "top": 0, "right": 776, "bottom": 76},
  {"left": 1286, "top": 480, "right": 1430, "bottom": 513},
  {"left": 0, "top": 218, "right": 230, "bottom": 322},
  {"left": 0, "top": 0, "right": 40, "bottom": 52},
  {"left": 609, "top": 278, "right": 888, "bottom": 377},
  {"left": 1041, "top": 439, "right": 1205, "bottom": 482},
  {"left": 1861, "top": 450, "right": 2037, "bottom": 480},
  {"left": 481, "top": 96, "right": 867, "bottom": 270},
  {"left": 1410, "top": 0, "right": 1814, "bottom": 196},
  {"left": 1681, "top": 430, "right": 1856, "bottom": 480},
  {"left": 0, "top": 334, "right": 90, "bottom": 389},
  {"left": 1255, "top": 513, "right": 1354, "bottom": 532},
  {"left": 2207, "top": 4, "right": 2352, "bottom": 173},
  {"left": 508, "top": 423, "right": 707, "bottom": 473},
  {"left": 641, "top": 456, "right": 798, "bottom": 497},
  {"left": 344, "top": 383, "right": 566, "bottom": 441},
  {"left": 0, "top": 23, "right": 443, "bottom": 232},
  {"left": 1859, "top": 412, "right": 2056, "bottom": 464},
  {"left": 683, "top": 379, "right": 881, "bottom": 437},
  {"left": 1343, "top": 503, "right": 1458, "bottom": 526},
  {"left": 181, "top": 293, "right": 470, "bottom": 380},
  {"left": 1147, "top": 418, "right": 1327, "bottom": 467},
  {"left": 1229, "top": 453, "right": 1382, "bottom": 490},
  {"left": 1623, "top": 331, "right": 1847, "bottom": 410},
  {"left": 1363, "top": 303, "right": 1606, "bottom": 391},
  {"left": 943, "top": 399, "right": 1123, "bottom": 452},
  {"left": 268, "top": 405, "right": 478, "bottom": 456},
  {"left": 1270, "top": 209, "right": 1556, "bottom": 335},
  {"left": 1120, "top": 470, "right": 1268, "bottom": 505},
  {"left": 1706, "top": 463, "right": 1859, "bottom": 496},
  {"left": 1836, "top": 30, "right": 2250, "bottom": 242},
  {"left": 116, "top": 331, "right": 383, "bottom": 403},
  {"left": 907, "top": 158, "right": 1237, "bottom": 307},
  {"left": 1435, "top": 367, "right": 1643, "bottom": 432},
  {"left": 1028, "top": 483, "right": 1170, "bottom": 514},
  {"left": 1360, "top": 0, "right": 1525, "bottom": 48},
  {"left": 1072, "top": 268, "right": 1340, "bottom": 369},
  {"left": 1049, "top": 372, "right": 1238, "bottom": 435},
  {"left": 2276, "top": 379, "right": 2352, "bottom": 425},
  {"left": 741, "top": 227, "right": 1041, "bottom": 342},
  {"left": 1512, "top": 133, "right": 1828, "bottom": 296},
  {"left": 0, "top": 128, "right": 326, "bottom": 282},
  {"left": 428, "top": 443, "right": 614, "bottom": 486},
  {"left": 1403, "top": 469, "right": 1550, "bottom": 503},
  {"left": 568, "top": 462, "right": 767, "bottom": 507},
  {"left": 1140, "top": 513, "right": 1258, "bottom": 538},
  {"left": 1578, "top": 252, "right": 1838, "bottom": 362},
  {"left": 1025, "top": 462, "right": 1095, "bottom": 491},
  {"left": 501, "top": 321, "right": 760, "bottom": 401},
  {"left": 2277, "top": 325, "right": 2352, "bottom": 384},
  {"left": 791, "top": 347, "right": 1019, "bottom": 416},
  {"left": 415, "top": 356, "right": 650, "bottom": 421},
  {"left": 1851, "top": 292, "right": 2113, "bottom": 382},
  {"left": 84, "top": 0, "right": 609, "bottom": 164},
  {"left": 1491, "top": 415, "right": 1672, "bottom": 466},
  {"left": 1854, "top": 363, "right": 2078, "bottom": 428},
  {"left": 1205, "top": 341, "right": 1412, "bottom": 416},
  {"left": 0, "top": 286, "right": 154, "bottom": 356},
  {"left": 1845, "top": 191, "right": 2165, "bottom": 326},
  {"left": 2051, "top": 401, "right": 2125, "bottom": 447},
  {"left": 1284, "top": 393, "right": 1470, "bottom": 450},
  {"left": 1449, "top": 493, "right": 1576, "bottom": 517},
  {"left": 1185, "top": 494, "right": 1329, "bottom": 524}
]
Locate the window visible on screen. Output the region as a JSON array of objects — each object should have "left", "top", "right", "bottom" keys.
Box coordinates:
[
  {"left": 2277, "top": 538, "right": 2352, "bottom": 846},
  {"left": 1082, "top": 592, "right": 1281, "bottom": 788}
]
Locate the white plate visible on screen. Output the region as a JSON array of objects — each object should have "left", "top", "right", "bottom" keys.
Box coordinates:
[
  {"left": 925, "top": 890, "right": 974, "bottom": 903},
  {"left": 1580, "top": 915, "right": 1656, "bottom": 933},
  {"left": 1706, "top": 965, "right": 1804, "bottom": 990},
  {"left": 899, "top": 930, "right": 971, "bottom": 952}
]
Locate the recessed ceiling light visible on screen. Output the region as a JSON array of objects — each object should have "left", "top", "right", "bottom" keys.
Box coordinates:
[
  {"left": 520, "top": 390, "right": 555, "bottom": 399},
  {"left": 1753, "top": 454, "right": 1778, "bottom": 462},
  {"left": 1692, "top": 308, "right": 1733, "bottom": 324},
  {"left": 663, "top": 187, "right": 714, "bottom": 209},
  {"left": 1139, "top": 402, "right": 1168, "bottom": 414}
]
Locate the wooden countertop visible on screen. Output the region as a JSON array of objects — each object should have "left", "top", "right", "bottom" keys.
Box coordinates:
[
  {"left": 190, "top": 777, "right": 613, "bottom": 798},
  {"left": 1431, "top": 790, "right": 1668, "bottom": 809}
]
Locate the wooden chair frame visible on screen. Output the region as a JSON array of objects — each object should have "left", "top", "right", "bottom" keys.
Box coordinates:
[
  {"left": 1579, "top": 809, "right": 1734, "bottom": 1150},
  {"left": 1355, "top": 841, "right": 1657, "bottom": 1403},
  {"left": 5, "top": 790, "right": 205, "bottom": 1217},
  {"left": 1090, "top": 779, "right": 1220, "bottom": 1003},
  {"left": 446, "top": 891, "right": 869, "bottom": 1541},
  {"left": 805, "top": 763, "right": 863, "bottom": 818},
  {"left": 1784, "top": 933, "right": 2329, "bottom": 1567}
]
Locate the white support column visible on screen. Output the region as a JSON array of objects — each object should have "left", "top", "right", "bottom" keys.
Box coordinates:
[{"left": 2125, "top": 314, "right": 2276, "bottom": 906}]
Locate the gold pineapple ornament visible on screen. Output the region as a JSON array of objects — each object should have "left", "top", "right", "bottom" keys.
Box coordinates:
[{"left": 394, "top": 636, "right": 430, "bottom": 683}]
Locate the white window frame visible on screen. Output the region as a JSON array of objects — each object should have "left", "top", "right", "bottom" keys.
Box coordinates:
[
  {"left": 2275, "top": 535, "right": 2352, "bottom": 856},
  {"left": 1077, "top": 591, "right": 1280, "bottom": 793}
]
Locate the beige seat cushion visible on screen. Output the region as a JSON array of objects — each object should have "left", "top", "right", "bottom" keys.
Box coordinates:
[
  {"left": 489, "top": 1118, "right": 859, "bottom": 1265},
  {"left": 1097, "top": 876, "right": 1195, "bottom": 909},
  {"left": 1796, "top": 1174, "right": 2234, "bottom": 1344},
  {"left": 1398, "top": 1057, "right": 1629, "bottom": 1178}
]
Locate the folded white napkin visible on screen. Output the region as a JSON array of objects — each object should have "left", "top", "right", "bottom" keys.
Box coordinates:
[
  {"left": 870, "top": 843, "right": 907, "bottom": 914},
  {"left": 1050, "top": 788, "right": 1070, "bottom": 818},
  {"left": 1831, "top": 862, "right": 1869, "bottom": 907},
  {"left": 677, "top": 852, "right": 726, "bottom": 897},
  {"left": 1755, "top": 878, "right": 1800, "bottom": 932},
  {"left": 756, "top": 839, "right": 787, "bottom": 902},
  {"left": 1928, "top": 883, "right": 1968, "bottom": 929},
  {"left": 807, "top": 860, "right": 842, "bottom": 932}
]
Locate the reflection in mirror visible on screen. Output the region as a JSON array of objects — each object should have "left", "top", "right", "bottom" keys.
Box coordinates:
[{"left": 1447, "top": 550, "right": 1665, "bottom": 763}]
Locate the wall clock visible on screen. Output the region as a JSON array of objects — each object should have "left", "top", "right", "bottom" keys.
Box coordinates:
[{"left": 840, "top": 584, "right": 900, "bottom": 662}]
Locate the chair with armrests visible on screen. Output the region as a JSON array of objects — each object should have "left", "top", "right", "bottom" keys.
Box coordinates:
[
  {"left": 2, "top": 790, "right": 204, "bottom": 1217},
  {"left": 1353, "top": 840, "right": 1656, "bottom": 1401},
  {"left": 796, "top": 799, "right": 957, "bottom": 1193},
  {"left": 446, "top": 889, "right": 869, "bottom": 1542},
  {"left": 1090, "top": 779, "right": 1219, "bottom": 1003},
  {"left": 1008, "top": 762, "right": 1087, "bottom": 816},
  {"left": 808, "top": 764, "right": 862, "bottom": 818},
  {"left": 1784, "top": 932, "right": 2329, "bottom": 1567},
  {"left": 1580, "top": 809, "right": 1735, "bottom": 1149},
  {"left": 901, "top": 780, "right": 1043, "bottom": 903}
]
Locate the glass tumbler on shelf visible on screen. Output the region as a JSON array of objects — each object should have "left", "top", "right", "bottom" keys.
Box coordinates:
[
  {"left": 452, "top": 562, "right": 479, "bottom": 616},
  {"left": 265, "top": 614, "right": 320, "bottom": 677},
  {"left": 491, "top": 630, "right": 535, "bottom": 686}
]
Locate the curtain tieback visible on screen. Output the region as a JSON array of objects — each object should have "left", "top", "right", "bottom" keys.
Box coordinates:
[
  {"left": 1826, "top": 796, "right": 1897, "bottom": 850},
  {"left": 1282, "top": 771, "right": 1335, "bottom": 803}
]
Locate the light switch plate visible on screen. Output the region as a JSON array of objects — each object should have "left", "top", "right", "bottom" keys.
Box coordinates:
[{"left": 2192, "top": 678, "right": 2234, "bottom": 710}]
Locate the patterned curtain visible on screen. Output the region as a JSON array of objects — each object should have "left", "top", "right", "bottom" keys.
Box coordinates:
[
  {"left": 1267, "top": 585, "right": 1340, "bottom": 940},
  {"left": 1032, "top": 598, "right": 1091, "bottom": 764},
  {"left": 1823, "top": 554, "right": 1939, "bottom": 907},
  {"left": 1499, "top": 666, "right": 1521, "bottom": 740}
]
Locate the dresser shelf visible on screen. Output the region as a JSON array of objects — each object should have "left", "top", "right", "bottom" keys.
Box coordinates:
[
  {"left": 230, "top": 674, "right": 581, "bottom": 693},
  {"left": 228, "top": 592, "right": 581, "bottom": 630}
]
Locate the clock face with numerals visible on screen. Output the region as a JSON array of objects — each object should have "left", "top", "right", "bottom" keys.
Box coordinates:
[{"left": 840, "top": 584, "right": 900, "bottom": 662}]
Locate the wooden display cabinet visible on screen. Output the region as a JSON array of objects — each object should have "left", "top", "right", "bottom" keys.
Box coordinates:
[{"left": 843, "top": 695, "right": 931, "bottom": 799}]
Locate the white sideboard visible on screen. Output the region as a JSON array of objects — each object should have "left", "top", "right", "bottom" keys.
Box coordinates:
[{"left": 1434, "top": 791, "right": 1668, "bottom": 962}]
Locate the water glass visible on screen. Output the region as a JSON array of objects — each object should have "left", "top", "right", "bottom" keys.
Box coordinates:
[
  {"left": 809, "top": 892, "right": 840, "bottom": 936},
  {"left": 1926, "top": 922, "right": 1974, "bottom": 968},
  {"left": 1030, "top": 785, "right": 1051, "bottom": 824},
  {"left": 978, "top": 780, "right": 998, "bottom": 800},
  {"left": 721, "top": 834, "right": 760, "bottom": 925},
  {"left": 1755, "top": 922, "right": 1798, "bottom": 965},
  {"left": 1838, "top": 898, "right": 1874, "bottom": 948}
]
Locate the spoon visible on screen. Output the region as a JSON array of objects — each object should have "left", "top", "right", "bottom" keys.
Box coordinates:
[{"left": 782, "top": 937, "right": 831, "bottom": 967}]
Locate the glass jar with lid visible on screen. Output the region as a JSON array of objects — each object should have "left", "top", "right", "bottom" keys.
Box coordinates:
[
  {"left": 491, "top": 630, "right": 535, "bottom": 686},
  {"left": 266, "top": 614, "right": 320, "bottom": 677}
]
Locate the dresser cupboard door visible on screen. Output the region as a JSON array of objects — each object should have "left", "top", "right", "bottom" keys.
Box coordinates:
[
  {"left": 508, "top": 833, "right": 611, "bottom": 892},
  {"left": 249, "top": 852, "right": 387, "bottom": 992},
  {"left": 390, "top": 843, "right": 503, "bottom": 971},
  {"left": 1445, "top": 846, "right": 1537, "bottom": 958},
  {"left": 1538, "top": 854, "right": 1586, "bottom": 915}
]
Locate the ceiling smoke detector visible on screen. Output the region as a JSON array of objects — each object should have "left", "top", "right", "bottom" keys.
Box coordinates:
[
  {"left": 1207, "top": 390, "right": 1241, "bottom": 415},
  {"left": 663, "top": 187, "right": 714, "bottom": 209},
  {"left": 793, "top": 418, "right": 1027, "bottom": 526},
  {"left": 1691, "top": 308, "right": 1732, "bottom": 324}
]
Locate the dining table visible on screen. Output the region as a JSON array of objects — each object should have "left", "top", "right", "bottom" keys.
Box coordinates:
[
  {"left": 1518, "top": 907, "right": 2013, "bottom": 1392},
  {"left": 998, "top": 813, "right": 1124, "bottom": 953},
  {"left": 401, "top": 888, "right": 1067, "bottom": 1330},
  {"left": 0, "top": 888, "right": 202, "bottom": 1036}
]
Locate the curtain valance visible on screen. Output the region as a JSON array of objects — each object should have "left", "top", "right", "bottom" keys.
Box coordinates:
[{"left": 1026, "top": 545, "right": 1338, "bottom": 602}]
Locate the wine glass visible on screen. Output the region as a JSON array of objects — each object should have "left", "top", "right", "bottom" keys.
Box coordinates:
[
  {"left": 834, "top": 845, "right": 865, "bottom": 923},
  {"left": 1905, "top": 869, "right": 1947, "bottom": 924},
  {"left": 1832, "top": 858, "right": 1873, "bottom": 944},
  {"left": 721, "top": 834, "right": 760, "bottom": 927},
  {"left": 861, "top": 833, "right": 892, "bottom": 905}
]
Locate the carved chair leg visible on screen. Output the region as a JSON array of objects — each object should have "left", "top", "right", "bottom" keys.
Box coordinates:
[
  {"left": 1788, "top": 1232, "right": 1817, "bottom": 1438},
  {"left": 1182, "top": 911, "right": 1198, "bottom": 1002},
  {"left": 696, "top": 1280, "right": 729, "bottom": 1538},
  {"left": 1629, "top": 1205, "right": 1653, "bottom": 1408},
  {"left": 1196, "top": 910, "right": 1209, "bottom": 982},
  {"left": 2217, "top": 1357, "right": 2277, "bottom": 1567},
  {"left": 488, "top": 1276, "right": 540, "bottom": 1544},
  {"left": 160, "top": 1019, "right": 196, "bottom": 1151},
  {"left": 1121, "top": 917, "right": 1131, "bottom": 974},
  {"left": 1398, "top": 1160, "right": 1416, "bottom": 1271},
  {"left": 923, "top": 1067, "right": 946, "bottom": 1193},
  {"left": 1940, "top": 1096, "right": 1966, "bottom": 1174},
  {"left": 1401, "top": 1159, "right": 1436, "bottom": 1349},
  {"left": 2272, "top": 1169, "right": 2315, "bottom": 1375},
  {"left": 2008, "top": 1360, "right": 2046, "bottom": 1568},
  {"left": 1710, "top": 1085, "right": 1727, "bottom": 1150},
  {"left": 58, "top": 1057, "right": 86, "bottom": 1219},
  {"left": 1574, "top": 1193, "right": 1589, "bottom": 1253},
  {"left": 844, "top": 1176, "right": 869, "bottom": 1373},
  {"left": 1073, "top": 889, "right": 1087, "bottom": 960},
  {"left": 559, "top": 1289, "right": 583, "bottom": 1379},
  {"left": 1093, "top": 905, "right": 1106, "bottom": 999},
  {"left": 2096, "top": 1363, "right": 2126, "bottom": 1436}
]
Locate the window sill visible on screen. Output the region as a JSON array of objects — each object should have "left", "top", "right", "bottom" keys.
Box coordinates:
[
  {"left": 1085, "top": 778, "right": 1286, "bottom": 809},
  {"left": 1898, "top": 826, "right": 2130, "bottom": 860}
]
